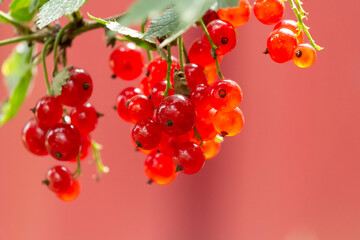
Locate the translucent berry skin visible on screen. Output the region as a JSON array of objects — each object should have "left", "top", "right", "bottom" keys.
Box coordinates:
[
  {"left": 156, "top": 94, "right": 196, "bottom": 136},
  {"left": 201, "top": 140, "right": 221, "bottom": 160},
  {"left": 57, "top": 68, "right": 93, "bottom": 107},
  {"left": 184, "top": 63, "right": 208, "bottom": 91},
  {"left": 202, "top": 9, "right": 219, "bottom": 26},
  {"left": 292, "top": 43, "right": 317, "bottom": 68},
  {"left": 254, "top": 0, "right": 285, "bottom": 25},
  {"left": 173, "top": 142, "right": 205, "bottom": 175},
  {"left": 205, "top": 20, "right": 237, "bottom": 56},
  {"left": 22, "top": 118, "right": 48, "bottom": 156},
  {"left": 109, "top": 42, "right": 144, "bottom": 80},
  {"left": 138, "top": 76, "right": 151, "bottom": 96},
  {"left": 213, "top": 107, "right": 244, "bottom": 137},
  {"left": 217, "top": 0, "right": 251, "bottom": 28},
  {"left": 267, "top": 28, "right": 297, "bottom": 63},
  {"left": 204, "top": 62, "right": 219, "bottom": 85},
  {"left": 116, "top": 87, "right": 142, "bottom": 122},
  {"left": 132, "top": 119, "right": 162, "bottom": 150},
  {"left": 70, "top": 133, "right": 91, "bottom": 162},
  {"left": 45, "top": 123, "right": 82, "bottom": 161},
  {"left": 144, "top": 151, "right": 177, "bottom": 185},
  {"left": 159, "top": 132, "right": 191, "bottom": 157},
  {"left": 194, "top": 108, "right": 217, "bottom": 141},
  {"left": 151, "top": 81, "right": 175, "bottom": 108},
  {"left": 274, "top": 20, "right": 304, "bottom": 44},
  {"left": 210, "top": 79, "right": 243, "bottom": 112},
  {"left": 147, "top": 56, "right": 180, "bottom": 86},
  {"left": 127, "top": 95, "right": 154, "bottom": 123},
  {"left": 57, "top": 179, "right": 80, "bottom": 202},
  {"left": 35, "top": 96, "right": 63, "bottom": 127},
  {"left": 44, "top": 166, "right": 72, "bottom": 194},
  {"left": 188, "top": 38, "right": 215, "bottom": 68},
  {"left": 70, "top": 103, "right": 98, "bottom": 134},
  {"left": 190, "top": 84, "right": 212, "bottom": 114}
]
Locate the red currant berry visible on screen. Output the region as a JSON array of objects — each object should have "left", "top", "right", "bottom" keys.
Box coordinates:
[
  {"left": 127, "top": 95, "right": 154, "bottom": 123},
  {"left": 201, "top": 140, "right": 221, "bottom": 160},
  {"left": 34, "top": 96, "right": 63, "bottom": 127},
  {"left": 144, "top": 151, "right": 177, "bottom": 185},
  {"left": 274, "top": 20, "right": 304, "bottom": 44},
  {"left": 210, "top": 79, "right": 243, "bottom": 112},
  {"left": 132, "top": 119, "right": 162, "bottom": 150},
  {"left": 184, "top": 63, "right": 208, "bottom": 91},
  {"left": 147, "top": 56, "right": 180, "bottom": 86},
  {"left": 45, "top": 123, "right": 82, "bottom": 161},
  {"left": 109, "top": 42, "right": 144, "bottom": 80},
  {"left": 57, "top": 68, "right": 93, "bottom": 107},
  {"left": 159, "top": 132, "right": 191, "bottom": 157},
  {"left": 194, "top": 108, "right": 217, "bottom": 141},
  {"left": 267, "top": 28, "right": 297, "bottom": 63},
  {"left": 254, "top": 0, "right": 285, "bottom": 25},
  {"left": 43, "top": 166, "right": 72, "bottom": 194},
  {"left": 173, "top": 142, "right": 205, "bottom": 175},
  {"left": 202, "top": 9, "right": 219, "bottom": 26},
  {"left": 70, "top": 133, "right": 91, "bottom": 162},
  {"left": 213, "top": 107, "right": 244, "bottom": 137},
  {"left": 116, "top": 87, "right": 142, "bottom": 122},
  {"left": 190, "top": 84, "right": 212, "bottom": 114},
  {"left": 217, "top": 0, "right": 251, "bottom": 28},
  {"left": 204, "top": 19, "right": 237, "bottom": 56},
  {"left": 151, "top": 81, "right": 175, "bottom": 108},
  {"left": 188, "top": 38, "right": 215, "bottom": 68},
  {"left": 292, "top": 43, "right": 317, "bottom": 68},
  {"left": 70, "top": 103, "right": 98, "bottom": 134},
  {"left": 138, "top": 76, "right": 151, "bottom": 96},
  {"left": 204, "top": 62, "right": 220, "bottom": 85},
  {"left": 57, "top": 179, "right": 80, "bottom": 202},
  {"left": 156, "top": 94, "right": 196, "bottom": 136},
  {"left": 22, "top": 118, "right": 48, "bottom": 156}
]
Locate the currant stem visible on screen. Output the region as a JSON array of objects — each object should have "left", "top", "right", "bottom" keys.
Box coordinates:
[
  {"left": 182, "top": 41, "right": 190, "bottom": 64},
  {"left": 178, "top": 35, "right": 184, "bottom": 71},
  {"left": 163, "top": 44, "right": 173, "bottom": 97},
  {"left": 193, "top": 126, "right": 204, "bottom": 146},
  {"left": 294, "top": 0, "right": 306, "bottom": 17},
  {"left": 73, "top": 156, "right": 82, "bottom": 179},
  {"left": 141, "top": 19, "right": 152, "bottom": 62},
  {"left": 91, "top": 141, "right": 109, "bottom": 182},
  {"left": 42, "top": 37, "right": 54, "bottom": 95},
  {"left": 53, "top": 23, "right": 72, "bottom": 76},
  {"left": 198, "top": 18, "right": 224, "bottom": 79},
  {"left": 0, "top": 10, "right": 31, "bottom": 34},
  {"left": 287, "top": 0, "right": 323, "bottom": 50}
]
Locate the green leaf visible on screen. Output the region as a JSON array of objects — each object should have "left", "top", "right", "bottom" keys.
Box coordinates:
[
  {"left": 144, "top": 8, "right": 179, "bottom": 39},
  {"left": 36, "top": 0, "right": 86, "bottom": 29},
  {"left": 29, "top": 0, "right": 48, "bottom": 12},
  {"left": 216, "top": 0, "right": 239, "bottom": 9},
  {"left": 9, "top": 0, "right": 36, "bottom": 22},
  {"left": 0, "top": 43, "right": 34, "bottom": 125},
  {"left": 50, "top": 66, "right": 72, "bottom": 96}
]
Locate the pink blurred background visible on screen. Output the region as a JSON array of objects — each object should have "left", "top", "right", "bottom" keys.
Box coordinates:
[{"left": 1, "top": 0, "right": 360, "bottom": 239}]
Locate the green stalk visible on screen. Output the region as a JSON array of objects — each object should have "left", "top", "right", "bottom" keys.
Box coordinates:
[
  {"left": 91, "top": 141, "right": 109, "bottom": 181},
  {"left": 163, "top": 44, "right": 173, "bottom": 97},
  {"left": 42, "top": 37, "right": 54, "bottom": 95},
  {"left": 0, "top": 10, "right": 31, "bottom": 34},
  {"left": 178, "top": 35, "right": 184, "bottom": 71},
  {"left": 141, "top": 19, "right": 152, "bottom": 62},
  {"left": 0, "top": 35, "right": 37, "bottom": 46},
  {"left": 73, "top": 156, "right": 82, "bottom": 179},
  {"left": 53, "top": 23, "right": 72, "bottom": 75},
  {"left": 182, "top": 41, "right": 189, "bottom": 63}
]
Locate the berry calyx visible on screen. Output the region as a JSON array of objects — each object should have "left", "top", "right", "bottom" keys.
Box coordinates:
[
  {"left": 210, "top": 79, "right": 243, "bottom": 112},
  {"left": 132, "top": 119, "right": 162, "bottom": 150},
  {"left": 205, "top": 19, "right": 237, "bottom": 56},
  {"left": 292, "top": 43, "right": 317, "bottom": 68},
  {"left": 70, "top": 103, "right": 98, "bottom": 134},
  {"left": 43, "top": 166, "right": 72, "bottom": 194},
  {"left": 22, "top": 118, "right": 48, "bottom": 156},
  {"left": 254, "top": 0, "right": 285, "bottom": 25},
  {"left": 144, "top": 151, "right": 177, "bottom": 185},
  {"left": 217, "top": 0, "right": 251, "bottom": 28},
  {"left": 267, "top": 28, "right": 297, "bottom": 63},
  {"left": 173, "top": 142, "right": 205, "bottom": 175},
  {"left": 34, "top": 96, "right": 63, "bottom": 127}
]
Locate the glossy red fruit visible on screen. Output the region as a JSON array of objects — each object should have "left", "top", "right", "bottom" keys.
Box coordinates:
[
  {"left": 151, "top": 81, "right": 175, "bottom": 108},
  {"left": 138, "top": 76, "right": 151, "bottom": 96},
  {"left": 213, "top": 107, "right": 244, "bottom": 137},
  {"left": 144, "top": 151, "right": 177, "bottom": 185},
  {"left": 173, "top": 142, "right": 205, "bottom": 175},
  {"left": 292, "top": 43, "right": 317, "bottom": 68},
  {"left": 156, "top": 94, "right": 196, "bottom": 136},
  {"left": 22, "top": 118, "right": 48, "bottom": 156},
  {"left": 274, "top": 20, "right": 304, "bottom": 44},
  {"left": 210, "top": 79, "right": 243, "bottom": 112},
  {"left": 217, "top": 0, "right": 251, "bottom": 28},
  {"left": 159, "top": 132, "right": 191, "bottom": 157},
  {"left": 127, "top": 95, "right": 154, "bottom": 123},
  {"left": 202, "top": 9, "right": 219, "bottom": 26},
  {"left": 201, "top": 140, "right": 221, "bottom": 160},
  {"left": 70, "top": 133, "right": 91, "bottom": 162},
  {"left": 57, "top": 179, "right": 80, "bottom": 202},
  {"left": 147, "top": 56, "right": 180, "bottom": 86},
  {"left": 184, "top": 63, "right": 208, "bottom": 91},
  {"left": 116, "top": 87, "right": 142, "bottom": 122},
  {"left": 57, "top": 68, "right": 93, "bottom": 107},
  {"left": 194, "top": 108, "right": 217, "bottom": 141},
  {"left": 132, "top": 119, "right": 162, "bottom": 150},
  {"left": 70, "top": 103, "right": 98, "bottom": 134},
  {"left": 190, "top": 84, "right": 212, "bottom": 114},
  {"left": 35, "top": 96, "right": 63, "bottom": 127},
  {"left": 109, "top": 42, "right": 144, "bottom": 80},
  {"left": 267, "top": 28, "right": 298, "bottom": 63},
  {"left": 188, "top": 38, "right": 215, "bottom": 68},
  {"left": 254, "top": 0, "right": 285, "bottom": 25},
  {"left": 45, "top": 123, "right": 82, "bottom": 161},
  {"left": 44, "top": 166, "right": 72, "bottom": 194},
  {"left": 205, "top": 19, "right": 237, "bottom": 56}
]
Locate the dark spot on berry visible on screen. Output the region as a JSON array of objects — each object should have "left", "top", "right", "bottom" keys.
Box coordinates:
[
  {"left": 112, "top": 105, "right": 117, "bottom": 110},
  {"left": 221, "top": 37, "right": 229, "bottom": 44},
  {"left": 295, "top": 50, "right": 302, "bottom": 58},
  {"left": 42, "top": 179, "right": 50, "bottom": 186},
  {"left": 263, "top": 48, "right": 269, "bottom": 54},
  {"left": 157, "top": 150, "right": 161, "bottom": 153},
  {"left": 30, "top": 107, "right": 36, "bottom": 114},
  {"left": 125, "top": 100, "right": 130, "bottom": 108},
  {"left": 147, "top": 179, "right": 153, "bottom": 184},
  {"left": 83, "top": 82, "right": 91, "bottom": 90},
  {"left": 146, "top": 70, "right": 150, "bottom": 77},
  {"left": 219, "top": 89, "right": 226, "bottom": 98},
  {"left": 135, "top": 141, "right": 142, "bottom": 149},
  {"left": 111, "top": 74, "right": 117, "bottom": 79},
  {"left": 54, "top": 152, "right": 63, "bottom": 159},
  {"left": 166, "top": 120, "right": 174, "bottom": 127},
  {"left": 220, "top": 131, "right": 228, "bottom": 137},
  {"left": 176, "top": 164, "right": 183, "bottom": 172}
]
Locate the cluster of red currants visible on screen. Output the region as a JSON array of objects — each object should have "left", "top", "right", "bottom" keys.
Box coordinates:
[
  {"left": 253, "top": 0, "right": 317, "bottom": 67},
  {"left": 21, "top": 67, "right": 99, "bottom": 201},
  {"left": 110, "top": 4, "right": 250, "bottom": 185}
]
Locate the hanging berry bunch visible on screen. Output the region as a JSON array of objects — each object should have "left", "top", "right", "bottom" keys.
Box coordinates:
[{"left": 0, "top": 0, "right": 322, "bottom": 196}]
